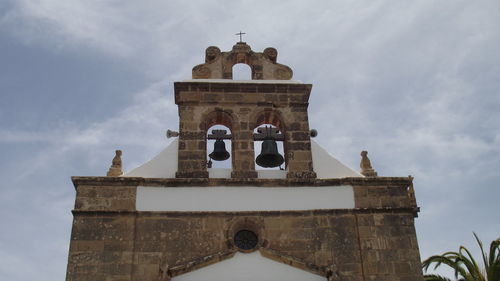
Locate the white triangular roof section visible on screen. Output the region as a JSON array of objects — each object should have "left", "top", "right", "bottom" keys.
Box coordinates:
[
  {"left": 124, "top": 139, "right": 179, "bottom": 178},
  {"left": 124, "top": 139, "right": 362, "bottom": 178},
  {"left": 311, "top": 140, "right": 363, "bottom": 178},
  {"left": 173, "top": 251, "right": 325, "bottom": 281}
]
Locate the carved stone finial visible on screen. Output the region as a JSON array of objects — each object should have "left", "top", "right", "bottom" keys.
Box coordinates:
[
  {"left": 360, "top": 150, "right": 377, "bottom": 177},
  {"left": 263, "top": 47, "right": 278, "bottom": 63},
  {"left": 205, "top": 46, "right": 221, "bottom": 63},
  {"left": 407, "top": 175, "right": 417, "bottom": 207},
  {"left": 106, "top": 150, "right": 123, "bottom": 177}
]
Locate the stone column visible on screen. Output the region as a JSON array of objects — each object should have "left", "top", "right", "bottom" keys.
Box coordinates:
[
  {"left": 285, "top": 107, "right": 316, "bottom": 179},
  {"left": 176, "top": 105, "right": 208, "bottom": 178}
]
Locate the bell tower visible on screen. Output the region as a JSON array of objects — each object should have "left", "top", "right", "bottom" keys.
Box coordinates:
[
  {"left": 65, "top": 42, "right": 425, "bottom": 281},
  {"left": 175, "top": 42, "right": 315, "bottom": 179}
]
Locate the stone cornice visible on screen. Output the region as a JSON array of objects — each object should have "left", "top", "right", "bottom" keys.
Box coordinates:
[
  {"left": 71, "top": 207, "right": 419, "bottom": 217},
  {"left": 71, "top": 176, "right": 412, "bottom": 189}
]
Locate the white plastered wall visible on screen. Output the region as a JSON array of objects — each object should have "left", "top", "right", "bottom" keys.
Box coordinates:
[{"left": 136, "top": 185, "right": 354, "bottom": 211}]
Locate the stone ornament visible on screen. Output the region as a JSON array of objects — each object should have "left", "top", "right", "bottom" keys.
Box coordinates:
[
  {"left": 106, "top": 150, "right": 123, "bottom": 176},
  {"left": 263, "top": 47, "right": 278, "bottom": 63},
  {"left": 192, "top": 42, "right": 293, "bottom": 80},
  {"left": 226, "top": 217, "right": 264, "bottom": 253},
  {"left": 360, "top": 150, "right": 378, "bottom": 177},
  {"left": 407, "top": 175, "right": 417, "bottom": 208},
  {"left": 205, "top": 46, "right": 221, "bottom": 62}
]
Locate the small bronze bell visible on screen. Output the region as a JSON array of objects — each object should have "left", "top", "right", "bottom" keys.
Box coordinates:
[
  {"left": 209, "top": 139, "right": 230, "bottom": 161},
  {"left": 256, "top": 139, "right": 284, "bottom": 168}
]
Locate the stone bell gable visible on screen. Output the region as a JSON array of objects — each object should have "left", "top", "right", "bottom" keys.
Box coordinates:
[
  {"left": 174, "top": 80, "right": 315, "bottom": 179},
  {"left": 192, "top": 43, "right": 293, "bottom": 80},
  {"left": 65, "top": 42, "right": 424, "bottom": 281}
]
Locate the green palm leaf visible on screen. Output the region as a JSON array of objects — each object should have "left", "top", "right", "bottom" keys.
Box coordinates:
[
  {"left": 424, "top": 274, "right": 456, "bottom": 281},
  {"left": 422, "top": 234, "right": 500, "bottom": 281}
]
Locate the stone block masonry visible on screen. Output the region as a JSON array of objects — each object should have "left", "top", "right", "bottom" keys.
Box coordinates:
[
  {"left": 174, "top": 81, "right": 315, "bottom": 179},
  {"left": 66, "top": 177, "right": 423, "bottom": 281}
]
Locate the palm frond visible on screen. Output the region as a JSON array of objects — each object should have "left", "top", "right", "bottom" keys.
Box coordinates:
[
  {"left": 457, "top": 246, "right": 484, "bottom": 281},
  {"left": 486, "top": 238, "right": 500, "bottom": 281},
  {"left": 474, "top": 232, "right": 488, "bottom": 274},
  {"left": 423, "top": 254, "right": 470, "bottom": 280},
  {"left": 424, "top": 274, "right": 454, "bottom": 281},
  {"left": 422, "top": 234, "right": 500, "bottom": 281}
]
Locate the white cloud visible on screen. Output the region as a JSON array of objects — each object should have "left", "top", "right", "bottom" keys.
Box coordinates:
[{"left": 3, "top": 0, "right": 136, "bottom": 56}]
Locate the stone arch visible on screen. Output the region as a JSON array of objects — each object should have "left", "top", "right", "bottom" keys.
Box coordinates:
[
  {"left": 202, "top": 109, "right": 237, "bottom": 131},
  {"left": 250, "top": 109, "right": 286, "bottom": 132},
  {"left": 202, "top": 109, "right": 240, "bottom": 172},
  {"left": 223, "top": 51, "right": 260, "bottom": 80},
  {"left": 250, "top": 109, "right": 288, "bottom": 169}
]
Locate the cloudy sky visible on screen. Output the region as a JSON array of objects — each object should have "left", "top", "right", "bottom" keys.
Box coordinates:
[{"left": 1, "top": 0, "right": 499, "bottom": 280}]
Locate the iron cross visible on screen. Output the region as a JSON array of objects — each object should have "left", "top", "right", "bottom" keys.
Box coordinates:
[{"left": 235, "top": 31, "right": 246, "bottom": 42}]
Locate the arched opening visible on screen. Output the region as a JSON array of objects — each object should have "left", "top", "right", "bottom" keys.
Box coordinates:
[
  {"left": 252, "top": 110, "right": 285, "bottom": 133},
  {"left": 253, "top": 124, "right": 285, "bottom": 172},
  {"left": 250, "top": 110, "right": 287, "bottom": 179},
  {"left": 207, "top": 124, "right": 232, "bottom": 178},
  {"left": 232, "top": 63, "right": 252, "bottom": 80},
  {"left": 203, "top": 110, "right": 236, "bottom": 178}
]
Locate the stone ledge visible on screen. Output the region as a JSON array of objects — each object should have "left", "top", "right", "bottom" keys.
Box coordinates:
[
  {"left": 175, "top": 81, "right": 312, "bottom": 94},
  {"left": 71, "top": 176, "right": 412, "bottom": 188},
  {"left": 71, "top": 207, "right": 419, "bottom": 217}
]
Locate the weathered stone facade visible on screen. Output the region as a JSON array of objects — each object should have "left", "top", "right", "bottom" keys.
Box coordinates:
[
  {"left": 67, "top": 177, "right": 422, "bottom": 281},
  {"left": 65, "top": 43, "right": 424, "bottom": 281}
]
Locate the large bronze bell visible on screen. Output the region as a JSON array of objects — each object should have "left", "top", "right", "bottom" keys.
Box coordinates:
[
  {"left": 208, "top": 139, "right": 230, "bottom": 161},
  {"left": 256, "top": 139, "right": 284, "bottom": 168}
]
